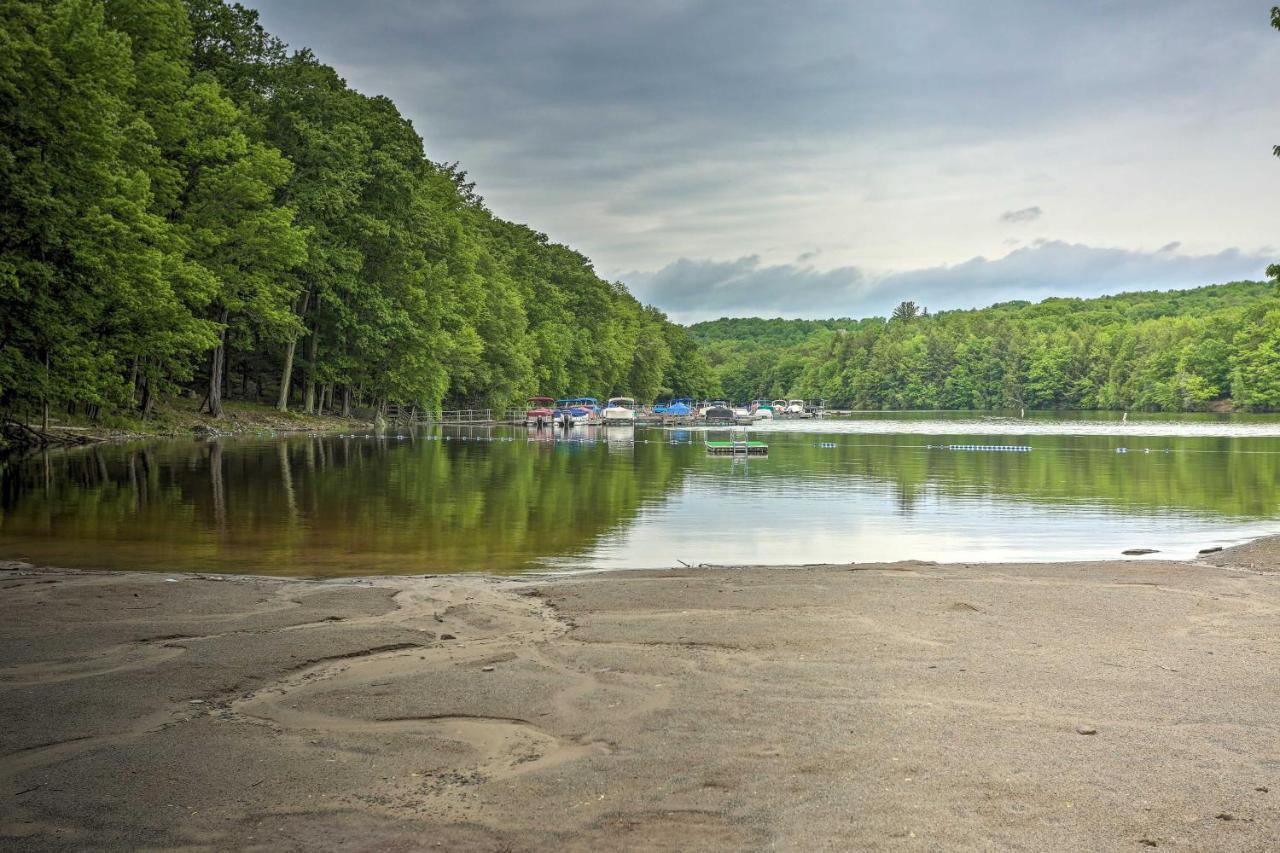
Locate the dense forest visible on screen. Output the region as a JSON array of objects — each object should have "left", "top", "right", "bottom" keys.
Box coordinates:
[
  {"left": 0, "top": 0, "right": 712, "bottom": 428},
  {"left": 3, "top": 1, "right": 1278, "bottom": 431},
  {"left": 692, "top": 281, "right": 1280, "bottom": 412}
]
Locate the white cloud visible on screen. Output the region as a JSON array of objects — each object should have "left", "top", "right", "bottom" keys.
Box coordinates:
[{"left": 625, "top": 241, "right": 1271, "bottom": 322}]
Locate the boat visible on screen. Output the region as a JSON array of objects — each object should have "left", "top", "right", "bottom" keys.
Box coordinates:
[
  {"left": 787, "top": 399, "right": 805, "bottom": 415},
  {"left": 602, "top": 396, "right": 637, "bottom": 424},
  {"left": 554, "top": 397, "right": 600, "bottom": 427},
  {"left": 664, "top": 398, "right": 693, "bottom": 417},
  {"left": 525, "top": 396, "right": 556, "bottom": 428},
  {"left": 732, "top": 404, "right": 753, "bottom": 423},
  {"left": 803, "top": 400, "right": 825, "bottom": 419},
  {"left": 771, "top": 399, "right": 788, "bottom": 417},
  {"left": 703, "top": 402, "right": 734, "bottom": 423},
  {"left": 751, "top": 400, "right": 774, "bottom": 421}
]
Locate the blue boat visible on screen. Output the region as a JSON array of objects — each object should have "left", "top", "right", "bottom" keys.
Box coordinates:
[
  {"left": 554, "top": 397, "right": 600, "bottom": 426},
  {"left": 664, "top": 397, "right": 693, "bottom": 417}
]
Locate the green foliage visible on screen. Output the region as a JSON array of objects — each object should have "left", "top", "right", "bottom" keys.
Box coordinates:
[
  {"left": 690, "top": 283, "right": 1280, "bottom": 412},
  {"left": 0, "top": 0, "right": 692, "bottom": 422}
]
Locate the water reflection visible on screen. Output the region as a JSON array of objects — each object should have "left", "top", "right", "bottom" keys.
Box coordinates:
[{"left": 1, "top": 420, "right": 1278, "bottom": 575}]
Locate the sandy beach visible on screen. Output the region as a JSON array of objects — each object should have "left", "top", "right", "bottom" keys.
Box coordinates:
[{"left": 2, "top": 545, "right": 1279, "bottom": 851}]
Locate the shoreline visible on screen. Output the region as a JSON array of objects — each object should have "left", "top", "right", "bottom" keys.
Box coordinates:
[
  {"left": 3, "top": 542, "right": 1280, "bottom": 850},
  {"left": 0, "top": 398, "right": 373, "bottom": 454}
]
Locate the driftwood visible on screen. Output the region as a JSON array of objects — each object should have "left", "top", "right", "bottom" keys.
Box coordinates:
[{"left": 2, "top": 420, "right": 104, "bottom": 451}]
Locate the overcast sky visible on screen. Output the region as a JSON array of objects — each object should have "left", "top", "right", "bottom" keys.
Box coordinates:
[{"left": 251, "top": 0, "right": 1278, "bottom": 322}]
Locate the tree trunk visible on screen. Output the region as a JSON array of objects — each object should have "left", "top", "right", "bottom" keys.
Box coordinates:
[
  {"left": 41, "top": 350, "right": 50, "bottom": 433},
  {"left": 206, "top": 308, "right": 230, "bottom": 418},
  {"left": 127, "top": 358, "right": 138, "bottom": 408},
  {"left": 277, "top": 339, "right": 297, "bottom": 412},
  {"left": 277, "top": 291, "right": 310, "bottom": 412},
  {"left": 139, "top": 375, "right": 153, "bottom": 418},
  {"left": 341, "top": 386, "right": 351, "bottom": 418},
  {"left": 303, "top": 319, "right": 319, "bottom": 415}
]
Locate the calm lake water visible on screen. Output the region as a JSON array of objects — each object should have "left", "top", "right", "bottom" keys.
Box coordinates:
[{"left": 3, "top": 412, "right": 1280, "bottom": 575}]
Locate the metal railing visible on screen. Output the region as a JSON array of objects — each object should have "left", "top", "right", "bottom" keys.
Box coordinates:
[{"left": 387, "top": 408, "right": 494, "bottom": 425}]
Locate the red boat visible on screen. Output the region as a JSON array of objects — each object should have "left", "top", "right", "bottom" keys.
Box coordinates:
[{"left": 525, "top": 396, "right": 555, "bottom": 428}]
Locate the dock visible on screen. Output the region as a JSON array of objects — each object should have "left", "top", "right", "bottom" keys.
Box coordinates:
[
  {"left": 704, "top": 427, "right": 768, "bottom": 456},
  {"left": 705, "top": 439, "right": 769, "bottom": 455}
]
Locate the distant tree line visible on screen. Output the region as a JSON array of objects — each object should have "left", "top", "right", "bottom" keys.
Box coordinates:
[
  {"left": 0, "top": 0, "right": 712, "bottom": 427},
  {"left": 692, "top": 283, "right": 1280, "bottom": 412}
]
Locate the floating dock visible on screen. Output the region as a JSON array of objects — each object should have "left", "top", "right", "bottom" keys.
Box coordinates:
[{"left": 705, "top": 440, "right": 769, "bottom": 455}]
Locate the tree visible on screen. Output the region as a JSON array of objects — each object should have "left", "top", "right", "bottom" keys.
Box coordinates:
[
  {"left": 0, "top": 0, "right": 202, "bottom": 425},
  {"left": 891, "top": 300, "right": 921, "bottom": 322}
]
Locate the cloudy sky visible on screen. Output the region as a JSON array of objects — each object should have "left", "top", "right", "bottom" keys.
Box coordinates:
[{"left": 252, "top": 0, "right": 1278, "bottom": 322}]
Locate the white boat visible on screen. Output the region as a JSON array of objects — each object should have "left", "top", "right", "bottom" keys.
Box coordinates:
[
  {"left": 602, "top": 396, "right": 637, "bottom": 424},
  {"left": 732, "top": 405, "right": 752, "bottom": 422},
  {"left": 753, "top": 402, "right": 774, "bottom": 420},
  {"left": 787, "top": 399, "right": 805, "bottom": 415}
]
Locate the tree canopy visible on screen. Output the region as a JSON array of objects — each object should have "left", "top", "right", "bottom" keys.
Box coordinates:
[
  {"left": 690, "top": 282, "right": 1280, "bottom": 412},
  {"left": 0, "top": 0, "right": 710, "bottom": 425},
  {"left": 1, "top": 0, "right": 1275, "bottom": 425}
]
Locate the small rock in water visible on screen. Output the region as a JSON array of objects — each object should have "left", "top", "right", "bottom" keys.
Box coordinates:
[
  {"left": 1198, "top": 546, "right": 1223, "bottom": 555},
  {"left": 440, "top": 633, "right": 456, "bottom": 641},
  {"left": 1122, "top": 548, "right": 1159, "bottom": 556},
  {"left": 481, "top": 666, "right": 495, "bottom": 672},
  {"left": 1074, "top": 725, "right": 1098, "bottom": 735}
]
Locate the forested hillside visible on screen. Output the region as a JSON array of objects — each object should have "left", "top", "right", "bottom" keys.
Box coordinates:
[
  {"left": 0, "top": 0, "right": 711, "bottom": 427},
  {"left": 692, "top": 282, "right": 1280, "bottom": 411}
]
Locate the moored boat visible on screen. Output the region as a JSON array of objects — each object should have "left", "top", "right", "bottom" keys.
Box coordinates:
[
  {"left": 554, "top": 397, "right": 600, "bottom": 427},
  {"left": 525, "top": 396, "right": 555, "bottom": 428},
  {"left": 787, "top": 399, "right": 805, "bottom": 415},
  {"left": 664, "top": 398, "right": 693, "bottom": 417},
  {"left": 703, "top": 402, "right": 734, "bottom": 423},
  {"left": 602, "top": 396, "right": 637, "bottom": 423}
]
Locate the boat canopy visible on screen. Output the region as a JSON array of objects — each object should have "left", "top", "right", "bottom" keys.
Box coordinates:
[
  {"left": 527, "top": 396, "right": 555, "bottom": 403},
  {"left": 607, "top": 397, "right": 636, "bottom": 407},
  {"left": 555, "top": 397, "right": 599, "bottom": 407}
]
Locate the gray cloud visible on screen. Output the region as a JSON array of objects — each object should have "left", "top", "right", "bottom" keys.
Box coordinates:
[
  {"left": 1000, "top": 206, "right": 1043, "bottom": 224},
  {"left": 251, "top": 0, "right": 1280, "bottom": 278},
  {"left": 624, "top": 242, "right": 1271, "bottom": 323}
]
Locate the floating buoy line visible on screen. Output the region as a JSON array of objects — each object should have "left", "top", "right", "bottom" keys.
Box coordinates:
[{"left": 323, "top": 431, "right": 1280, "bottom": 456}]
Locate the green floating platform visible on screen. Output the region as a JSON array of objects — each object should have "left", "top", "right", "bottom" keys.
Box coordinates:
[{"left": 705, "top": 440, "right": 769, "bottom": 455}]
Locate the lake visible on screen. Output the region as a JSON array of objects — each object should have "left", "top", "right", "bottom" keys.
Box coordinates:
[{"left": 3, "top": 413, "right": 1280, "bottom": 575}]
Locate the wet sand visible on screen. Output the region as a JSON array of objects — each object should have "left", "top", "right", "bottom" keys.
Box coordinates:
[{"left": 2, "top": 544, "right": 1280, "bottom": 851}]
